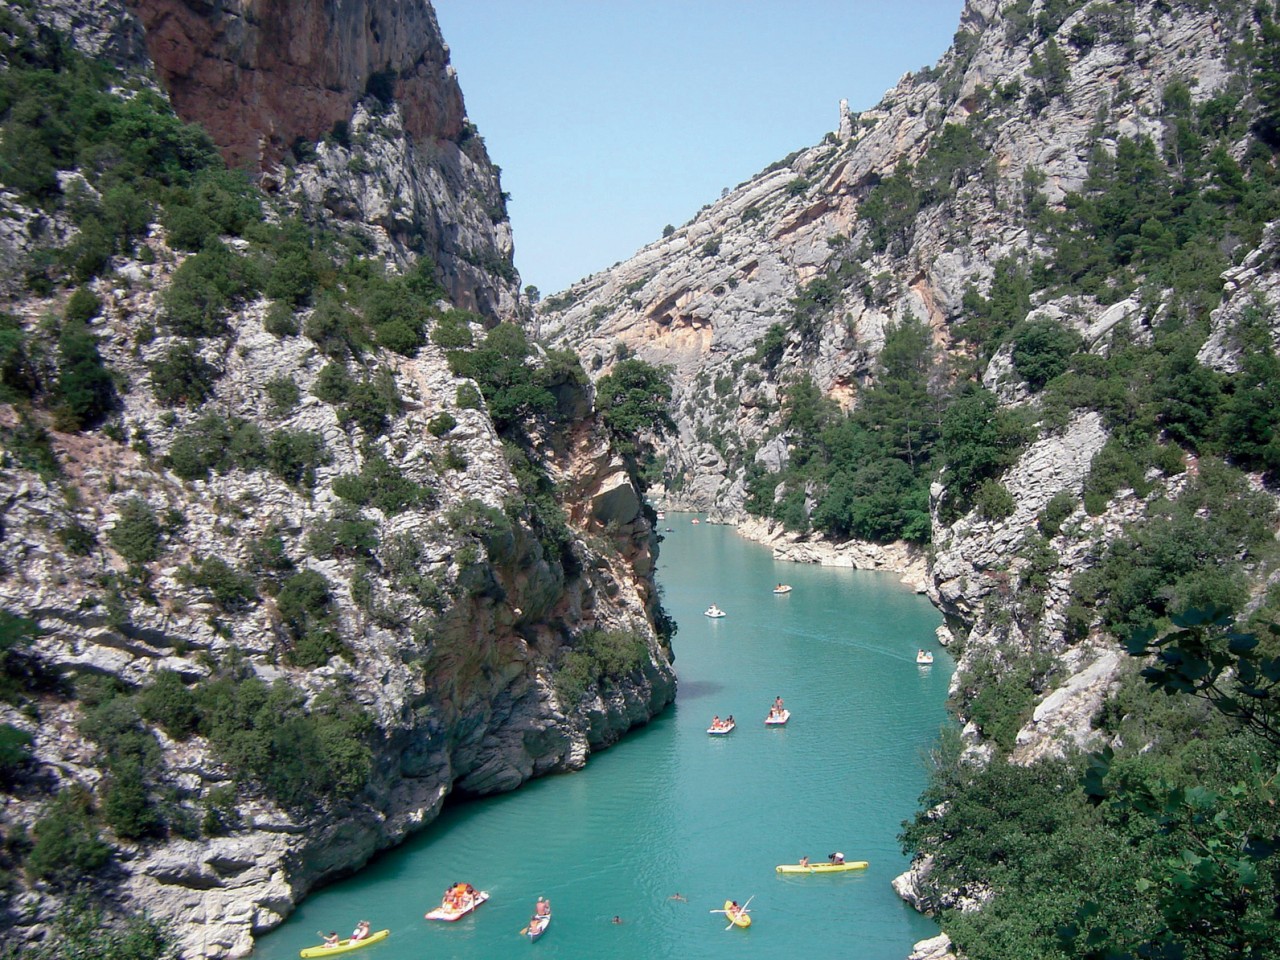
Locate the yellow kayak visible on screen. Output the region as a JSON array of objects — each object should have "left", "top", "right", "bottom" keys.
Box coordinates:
[
  {"left": 776, "top": 860, "right": 868, "bottom": 874},
  {"left": 724, "top": 900, "right": 751, "bottom": 928},
  {"left": 299, "top": 929, "right": 389, "bottom": 958}
]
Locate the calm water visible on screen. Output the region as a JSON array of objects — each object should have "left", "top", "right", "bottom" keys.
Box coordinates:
[{"left": 255, "top": 517, "right": 950, "bottom": 960}]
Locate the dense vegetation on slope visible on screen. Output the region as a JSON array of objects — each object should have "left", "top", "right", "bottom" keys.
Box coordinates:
[
  {"left": 884, "top": 3, "right": 1280, "bottom": 958},
  {"left": 905, "top": 609, "right": 1280, "bottom": 960}
]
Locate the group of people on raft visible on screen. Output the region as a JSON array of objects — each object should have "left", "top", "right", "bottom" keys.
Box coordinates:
[
  {"left": 709, "top": 714, "right": 735, "bottom": 730},
  {"left": 321, "top": 920, "right": 371, "bottom": 947},
  {"left": 768, "top": 695, "right": 786, "bottom": 720},
  {"left": 442, "top": 881, "right": 478, "bottom": 911}
]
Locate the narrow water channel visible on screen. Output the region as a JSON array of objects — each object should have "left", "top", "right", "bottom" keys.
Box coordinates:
[{"left": 255, "top": 517, "right": 950, "bottom": 960}]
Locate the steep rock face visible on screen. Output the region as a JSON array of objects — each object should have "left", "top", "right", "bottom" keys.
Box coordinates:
[
  {"left": 540, "top": 0, "right": 1236, "bottom": 518},
  {"left": 127, "top": 0, "right": 461, "bottom": 171}
]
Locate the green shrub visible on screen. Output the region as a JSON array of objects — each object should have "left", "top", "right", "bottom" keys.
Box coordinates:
[
  {"left": 595, "top": 358, "right": 675, "bottom": 455},
  {"left": 26, "top": 788, "right": 111, "bottom": 887},
  {"left": 109, "top": 497, "right": 163, "bottom": 565},
  {"left": 265, "top": 429, "right": 329, "bottom": 488},
  {"left": 1037, "top": 489, "right": 1077, "bottom": 537},
  {"left": 430, "top": 311, "right": 475, "bottom": 348},
  {"left": 150, "top": 343, "right": 220, "bottom": 408},
  {"left": 275, "top": 569, "right": 344, "bottom": 665},
  {"left": 201, "top": 784, "right": 242, "bottom": 836},
  {"left": 1010, "top": 317, "right": 1083, "bottom": 391},
  {"left": 456, "top": 382, "right": 483, "bottom": 409},
  {"left": 18, "top": 896, "right": 176, "bottom": 960},
  {"left": 0, "top": 314, "right": 35, "bottom": 402},
  {"left": 1082, "top": 437, "right": 1149, "bottom": 515},
  {"left": 178, "top": 556, "right": 257, "bottom": 611},
  {"left": 101, "top": 764, "right": 163, "bottom": 839},
  {"left": 332, "top": 455, "right": 433, "bottom": 515},
  {"left": 166, "top": 412, "right": 266, "bottom": 480},
  {"left": 57, "top": 521, "right": 97, "bottom": 555},
  {"left": 161, "top": 204, "right": 217, "bottom": 251},
  {"left": 312, "top": 362, "right": 352, "bottom": 404},
  {"left": 162, "top": 242, "right": 260, "bottom": 337},
  {"left": 338, "top": 369, "right": 400, "bottom": 436},
  {"left": 446, "top": 323, "right": 556, "bottom": 431},
  {"left": 247, "top": 527, "right": 295, "bottom": 587},
  {"left": 263, "top": 239, "right": 319, "bottom": 307},
  {"left": 54, "top": 321, "right": 116, "bottom": 430},
  {"left": 303, "top": 294, "right": 364, "bottom": 358},
  {"left": 264, "top": 375, "right": 300, "bottom": 417},
  {"left": 263, "top": 300, "right": 300, "bottom": 337},
  {"left": 64, "top": 287, "right": 102, "bottom": 325},
  {"left": 194, "top": 670, "right": 370, "bottom": 808},
  {"left": 938, "top": 387, "right": 1031, "bottom": 521},
  {"left": 555, "top": 628, "right": 648, "bottom": 703},
  {"left": 427, "top": 411, "right": 457, "bottom": 436},
  {"left": 362, "top": 274, "right": 430, "bottom": 356},
  {"left": 974, "top": 480, "right": 1016, "bottom": 520},
  {"left": 137, "top": 670, "right": 200, "bottom": 739},
  {"left": 0, "top": 723, "right": 33, "bottom": 779},
  {"left": 1071, "top": 460, "right": 1275, "bottom": 639},
  {"left": 1, "top": 416, "right": 60, "bottom": 480},
  {"left": 305, "top": 510, "right": 379, "bottom": 560},
  {"left": 441, "top": 445, "right": 468, "bottom": 472}
]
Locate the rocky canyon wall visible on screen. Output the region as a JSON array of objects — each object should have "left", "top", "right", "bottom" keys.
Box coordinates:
[{"left": 0, "top": 2, "right": 672, "bottom": 956}]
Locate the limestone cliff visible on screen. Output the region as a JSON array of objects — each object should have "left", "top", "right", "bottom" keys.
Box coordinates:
[{"left": 0, "top": 2, "right": 672, "bottom": 957}]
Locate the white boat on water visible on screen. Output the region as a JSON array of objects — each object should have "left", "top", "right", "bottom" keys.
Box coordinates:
[
  {"left": 916, "top": 650, "right": 934, "bottom": 665},
  {"left": 773, "top": 584, "right": 792, "bottom": 595},
  {"left": 704, "top": 605, "right": 726, "bottom": 618}
]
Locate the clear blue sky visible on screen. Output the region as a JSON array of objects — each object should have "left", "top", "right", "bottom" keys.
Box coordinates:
[{"left": 434, "top": 1, "right": 964, "bottom": 296}]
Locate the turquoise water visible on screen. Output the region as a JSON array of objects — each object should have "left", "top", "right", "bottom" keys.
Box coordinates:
[{"left": 255, "top": 518, "right": 950, "bottom": 960}]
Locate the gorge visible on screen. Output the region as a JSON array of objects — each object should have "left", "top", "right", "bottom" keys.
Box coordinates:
[{"left": 3, "top": 1, "right": 1280, "bottom": 959}]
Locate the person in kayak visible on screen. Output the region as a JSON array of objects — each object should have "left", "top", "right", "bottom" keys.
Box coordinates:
[
  {"left": 350, "top": 921, "right": 370, "bottom": 941},
  {"left": 828, "top": 851, "right": 845, "bottom": 864},
  {"left": 535, "top": 897, "right": 550, "bottom": 917},
  {"left": 323, "top": 932, "right": 341, "bottom": 948},
  {"left": 799, "top": 855, "right": 810, "bottom": 867}
]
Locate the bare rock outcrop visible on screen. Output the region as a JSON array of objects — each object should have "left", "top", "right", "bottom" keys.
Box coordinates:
[{"left": 127, "top": 0, "right": 463, "bottom": 171}]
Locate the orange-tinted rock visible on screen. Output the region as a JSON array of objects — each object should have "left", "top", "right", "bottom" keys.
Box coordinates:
[{"left": 127, "top": 0, "right": 464, "bottom": 170}]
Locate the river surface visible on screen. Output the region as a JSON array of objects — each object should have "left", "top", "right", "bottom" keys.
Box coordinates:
[{"left": 255, "top": 517, "right": 950, "bottom": 960}]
